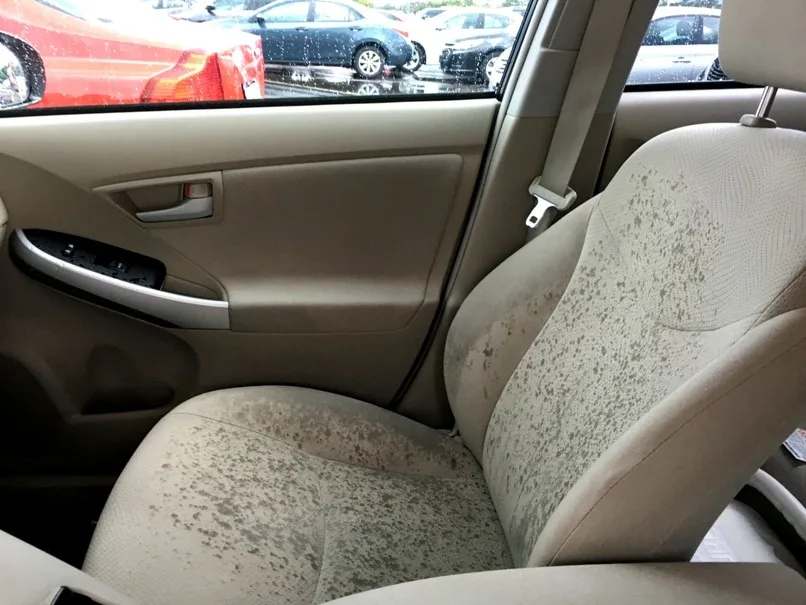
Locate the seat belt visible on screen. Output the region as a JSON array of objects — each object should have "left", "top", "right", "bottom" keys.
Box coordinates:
[{"left": 525, "top": 0, "right": 635, "bottom": 240}]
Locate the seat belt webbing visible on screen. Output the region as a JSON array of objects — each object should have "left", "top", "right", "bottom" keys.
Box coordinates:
[{"left": 526, "top": 0, "right": 635, "bottom": 240}]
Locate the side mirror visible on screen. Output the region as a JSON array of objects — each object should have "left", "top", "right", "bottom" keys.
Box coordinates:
[
  {"left": 0, "top": 35, "right": 45, "bottom": 111},
  {"left": 205, "top": 4, "right": 216, "bottom": 15},
  {"left": 248, "top": 14, "right": 266, "bottom": 26}
]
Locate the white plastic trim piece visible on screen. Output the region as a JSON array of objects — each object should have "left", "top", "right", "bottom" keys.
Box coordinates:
[{"left": 12, "top": 230, "right": 229, "bottom": 330}]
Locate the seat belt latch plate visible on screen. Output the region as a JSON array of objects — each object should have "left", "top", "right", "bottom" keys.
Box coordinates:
[{"left": 526, "top": 177, "right": 577, "bottom": 229}]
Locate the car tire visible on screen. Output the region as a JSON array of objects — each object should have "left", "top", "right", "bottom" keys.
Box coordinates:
[
  {"left": 353, "top": 45, "right": 387, "bottom": 80},
  {"left": 401, "top": 43, "right": 425, "bottom": 73},
  {"left": 477, "top": 50, "right": 502, "bottom": 85}
]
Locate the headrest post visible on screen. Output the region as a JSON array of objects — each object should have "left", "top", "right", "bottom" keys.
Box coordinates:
[
  {"left": 739, "top": 86, "right": 779, "bottom": 129},
  {"left": 755, "top": 86, "right": 779, "bottom": 118}
]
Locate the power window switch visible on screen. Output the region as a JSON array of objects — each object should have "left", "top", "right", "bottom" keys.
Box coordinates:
[{"left": 62, "top": 243, "right": 75, "bottom": 258}]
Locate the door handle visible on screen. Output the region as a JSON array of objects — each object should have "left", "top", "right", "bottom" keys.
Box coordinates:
[
  {"left": 295, "top": 26, "right": 309, "bottom": 31},
  {"left": 136, "top": 183, "right": 213, "bottom": 223},
  {"left": 349, "top": 26, "right": 363, "bottom": 30},
  {"left": 672, "top": 57, "right": 692, "bottom": 64}
]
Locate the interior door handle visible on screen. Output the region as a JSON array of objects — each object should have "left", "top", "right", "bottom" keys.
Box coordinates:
[{"left": 136, "top": 194, "right": 213, "bottom": 223}]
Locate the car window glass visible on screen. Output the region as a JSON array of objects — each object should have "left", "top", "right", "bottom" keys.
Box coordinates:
[
  {"left": 442, "top": 15, "right": 466, "bottom": 29},
  {"left": 629, "top": 4, "right": 726, "bottom": 87},
  {"left": 313, "top": 1, "right": 356, "bottom": 22},
  {"left": 483, "top": 14, "right": 508, "bottom": 29},
  {"left": 6, "top": 0, "right": 534, "bottom": 112},
  {"left": 642, "top": 15, "right": 698, "bottom": 46},
  {"left": 701, "top": 15, "right": 719, "bottom": 44},
  {"left": 462, "top": 13, "right": 480, "bottom": 28},
  {"left": 261, "top": 0, "right": 309, "bottom": 22}
]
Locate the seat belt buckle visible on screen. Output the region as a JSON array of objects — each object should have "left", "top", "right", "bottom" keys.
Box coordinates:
[{"left": 526, "top": 177, "right": 577, "bottom": 229}]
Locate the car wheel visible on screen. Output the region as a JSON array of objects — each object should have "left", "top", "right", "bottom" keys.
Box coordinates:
[
  {"left": 356, "top": 82, "right": 381, "bottom": 95},
  {"left": 401, "top": 43, "right": 425, "bottom": 73},
  {"left": 477, "top": 50, "right": 502, "bottom": 85},
  {"left": 353, "top": 45, "right": 386, "bottom": 80}
]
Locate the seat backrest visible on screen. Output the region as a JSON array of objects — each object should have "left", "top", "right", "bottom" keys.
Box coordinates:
[{"left": 444, "top": 0, "right": 806, "bottom": 569}]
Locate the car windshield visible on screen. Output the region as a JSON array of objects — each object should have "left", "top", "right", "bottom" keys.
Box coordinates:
[{"left": 36, "top": 0, "right": 168, "bottom": 21}]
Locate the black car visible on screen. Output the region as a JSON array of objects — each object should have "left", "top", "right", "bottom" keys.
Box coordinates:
[
  {"left": 439, "top": 26, "right": 516, "bottom": 84},
  {"left": 200, "top": 0, "right": 413, "bottom": 79}
]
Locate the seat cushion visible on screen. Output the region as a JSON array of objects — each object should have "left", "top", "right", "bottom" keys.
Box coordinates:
[{"left": 84, "top": 387, "right": 512, "bottom": 605}]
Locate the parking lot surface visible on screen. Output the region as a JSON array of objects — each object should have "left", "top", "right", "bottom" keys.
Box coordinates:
[{"left": 264, "top": 65, "right": 489, "bottom": 98}]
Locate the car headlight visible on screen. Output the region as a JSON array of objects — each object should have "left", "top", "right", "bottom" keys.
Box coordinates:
[
  {"left": 0, "top": 42, "right": 31, "bottom": 110},
  {"left": 450, "top": 39, "right": 484, "bottom": 51}
]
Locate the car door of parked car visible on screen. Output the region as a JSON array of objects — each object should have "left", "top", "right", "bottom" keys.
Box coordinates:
[
  {"left": 252, "top": 0, "right": 312, "bottom": 65},
  {"left": 628, "top": 14, "right": 703, "bottom": 85},
  {"left": 308, "top": 0, "right": 363, "bottom": 65}
]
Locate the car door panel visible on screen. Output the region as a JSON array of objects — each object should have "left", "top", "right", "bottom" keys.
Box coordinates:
[{"left": 0, "top": 98, "right": 496, "bottom": 474}]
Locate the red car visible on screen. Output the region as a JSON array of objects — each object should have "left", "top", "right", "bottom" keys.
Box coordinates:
[{"left": 0, "top": 0, "right": 265, "bottom": 109}]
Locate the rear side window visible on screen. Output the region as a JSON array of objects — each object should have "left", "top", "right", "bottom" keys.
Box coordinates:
[
  {"left": 312, "top": 1, "right": 358, "bottom": 22},
  {"left": 260, "top": 1, "right": 309, "bottom": 22}
]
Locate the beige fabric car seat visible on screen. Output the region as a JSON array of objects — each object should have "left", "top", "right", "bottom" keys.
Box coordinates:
[{"left": 84, "top": 1, "right": 806, "bottom": 603}]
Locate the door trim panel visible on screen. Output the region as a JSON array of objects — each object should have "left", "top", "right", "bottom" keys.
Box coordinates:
[{"left": 11, "top": 230, "right": 230, "bottom": 330}]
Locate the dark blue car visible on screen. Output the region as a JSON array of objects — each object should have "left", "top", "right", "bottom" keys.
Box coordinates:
[{"left": 199, "top": 0, "right": 413, "bottom": 79}]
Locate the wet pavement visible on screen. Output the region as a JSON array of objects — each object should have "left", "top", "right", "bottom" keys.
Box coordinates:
[{"left": 263, "top": 64, "right": 488, "bottom": 98}]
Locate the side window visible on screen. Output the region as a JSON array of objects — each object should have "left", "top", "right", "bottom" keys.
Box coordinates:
[
  {"left": 483, "top": 14, "right": 509, "bottom": 29},
  {"left": 259, "top": 1, "right": 309, "bottom": 23},
  {"left": 628, "top": 5, "right": 727, "bottom": 87},
  {"left": 442, "top": 15, "right": 467, "bottom": 30},
  {"left": 461, "top": 13, "right": 481, "bottom": 29},
  {"left": 701, "top": 16, "right": 719, "bottom": 44},
  {"left": 642, "top": 15, "right": 698, "bottom": 46},
  {"left": 312, "top": 1, "right": 357, "bottom": 22},
  {"left": 2, "top": 0, "right": 531, "bottom": 112}
]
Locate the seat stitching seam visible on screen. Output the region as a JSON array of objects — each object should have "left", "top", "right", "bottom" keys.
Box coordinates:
[
  {"left": 545, "top": 328, "right": 806, "bottom": 565},
  {"left": 171, "top": 410, "right": 474, "bottom": 480}
]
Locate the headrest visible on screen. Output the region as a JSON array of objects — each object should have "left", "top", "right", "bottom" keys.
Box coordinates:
[
  {"left": 720, "top": 0, "right": 806, "bottom": 93},
  {"left": 675, "top": 19, "right": 693, "bottom": 38}
]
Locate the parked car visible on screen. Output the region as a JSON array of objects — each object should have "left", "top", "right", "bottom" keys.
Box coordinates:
[
  {"left": 489, "top": 6, "right": 722, "bottom": 91},
  {"left": 486, "top": 43, "right": 510, "bottom": 89},
  {"left": 139, "top": 0, "right": 196, "bottom": 8},
  {"left": 170, "top": 0, "right": 272, "bottom": 23},
  {"left": 199, "top": 0, "right": 413, "bottom": 79},
  {"left": 627, "top": 6, "right": 720, "bottom": 84},
  {"left": 419, "top": 8, "right": 520, "bottom": 66},
  {"left": 414, "top": 7, "right": 446, "bottom": 20},
  {"left": 1, "top": 0, "right": 265, "bottom": 109},
  {"left": 376, "top": 9, "right": 429, "bottom": 71},
  {"left": 439, "top": 23, "right": 517, "bottom": 84}
]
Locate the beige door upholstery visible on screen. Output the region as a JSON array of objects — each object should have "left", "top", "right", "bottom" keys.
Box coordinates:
[{"left": 84, "top": 1, "right": 806, "bottom": 602}]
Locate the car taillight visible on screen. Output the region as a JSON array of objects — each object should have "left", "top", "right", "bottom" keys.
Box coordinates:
[
  {"left": 394, "top": 28, "right": 409, "bottom": 38},
  {"left": 142, "top": 51, "right": 224, "bottom": 103}
]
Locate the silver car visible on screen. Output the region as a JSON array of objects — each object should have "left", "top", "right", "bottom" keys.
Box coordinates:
[{"left": 490, "top": 7, "right": 721, "bottom": 91}]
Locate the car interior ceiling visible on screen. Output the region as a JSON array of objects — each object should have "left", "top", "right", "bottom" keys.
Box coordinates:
[{"left": 1, "top": 0, "right": 806, "bottom": 604}]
